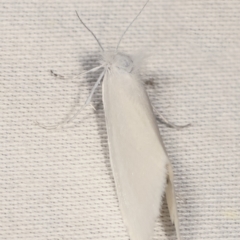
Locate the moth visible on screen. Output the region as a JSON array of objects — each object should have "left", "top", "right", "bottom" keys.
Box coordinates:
[{"left": 37, "top": 0, "right": 181, "bottom": 239}]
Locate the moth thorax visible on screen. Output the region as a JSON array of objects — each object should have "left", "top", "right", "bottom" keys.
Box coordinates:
[{"left": 113, "top": 53, "right": 134, "bottom": 73}]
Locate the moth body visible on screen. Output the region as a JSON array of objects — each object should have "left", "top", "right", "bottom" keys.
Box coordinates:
[{"left": 101, "top": 51, "right": 180, "bottom": 240}]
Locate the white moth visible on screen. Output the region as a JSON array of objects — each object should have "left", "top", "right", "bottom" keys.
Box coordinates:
[{"left": 38, "top": 1, "right": 181, "bottom": 239}]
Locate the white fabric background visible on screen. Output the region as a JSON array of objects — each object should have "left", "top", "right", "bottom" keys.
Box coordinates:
[{"left": 1, "top": 0, "right": 239, "bottom": 239}]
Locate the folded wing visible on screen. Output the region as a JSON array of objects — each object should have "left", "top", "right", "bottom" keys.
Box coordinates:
[{"left": 102, "top": 69, "right": 170, "bottom": 240}]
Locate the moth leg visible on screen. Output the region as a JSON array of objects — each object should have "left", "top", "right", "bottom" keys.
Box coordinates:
[
  {"left": 34, "top": 121, "right": 63, "bottom": 130},
  {"left": 34, "top": 92, "right": 84, "bottom": 130},
  {"left": 35, "top": 66, "right": 106, "bottom": 130},
  {"left": 34, "top": 100, "right": 89, "bottom": 130},
  {"left": 50, "top": 70, "right": 65, "bottom": 79},
  {"left": 89, "top": 103, "right": 96, "bottom": 111},
  {"left": 50, "top": 64, "right": 105, "bottom": 81},
  {"left": 152, "top": 105, "right": 191, "bottom": 130},
  {"left": 50, "top": 70, "right": 88, "bottom": 81}
]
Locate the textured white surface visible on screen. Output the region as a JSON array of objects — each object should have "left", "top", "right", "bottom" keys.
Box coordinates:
[{"left": 0, "top": 0, "right": 239, "bottom": 239}]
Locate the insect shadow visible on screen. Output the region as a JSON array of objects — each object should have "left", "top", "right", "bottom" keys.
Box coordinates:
[
  {"left": 76, "top": 54, "right": 182, "bottom": 239},
  {"left": 77, "top": 52, "right": 115, "bottom": 185},
  {"left": 160, "top": 195, "right": 177, "bottom": 239}
]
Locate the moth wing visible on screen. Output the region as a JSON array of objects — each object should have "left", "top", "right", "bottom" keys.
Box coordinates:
[
  {"left": 102, "top": 69, "right": 169, "bottom": 240},
  {"left": 166, "top": 163, "right": 181, "bottom": 240}
]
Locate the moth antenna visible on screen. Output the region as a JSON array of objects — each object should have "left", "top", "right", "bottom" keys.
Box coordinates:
[
  {"left": 116, "top": 0, "right": 150, "bottom": 50},
  {"left": 75, "top": 11, "right": 104, "bottom": 52}
]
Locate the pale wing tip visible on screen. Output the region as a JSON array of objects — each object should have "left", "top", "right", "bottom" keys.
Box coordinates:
[{"left": 166, "top": 164, "right": 181, "bottom": 240}]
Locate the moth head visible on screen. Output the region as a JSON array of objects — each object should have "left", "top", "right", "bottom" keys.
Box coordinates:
[
  {"left": 102, "top": 52, "right": 134, "bottom": 73},
  {"left": 75, "top": 0, "right": 149, "bottom": 73}
]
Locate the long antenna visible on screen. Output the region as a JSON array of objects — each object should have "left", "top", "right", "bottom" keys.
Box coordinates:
[
  {"left": 116, "top": 0, "right": 150, "bottom": 50},
  {"left": 75, "top": 11, "right": 104, "bottom": 52}
]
